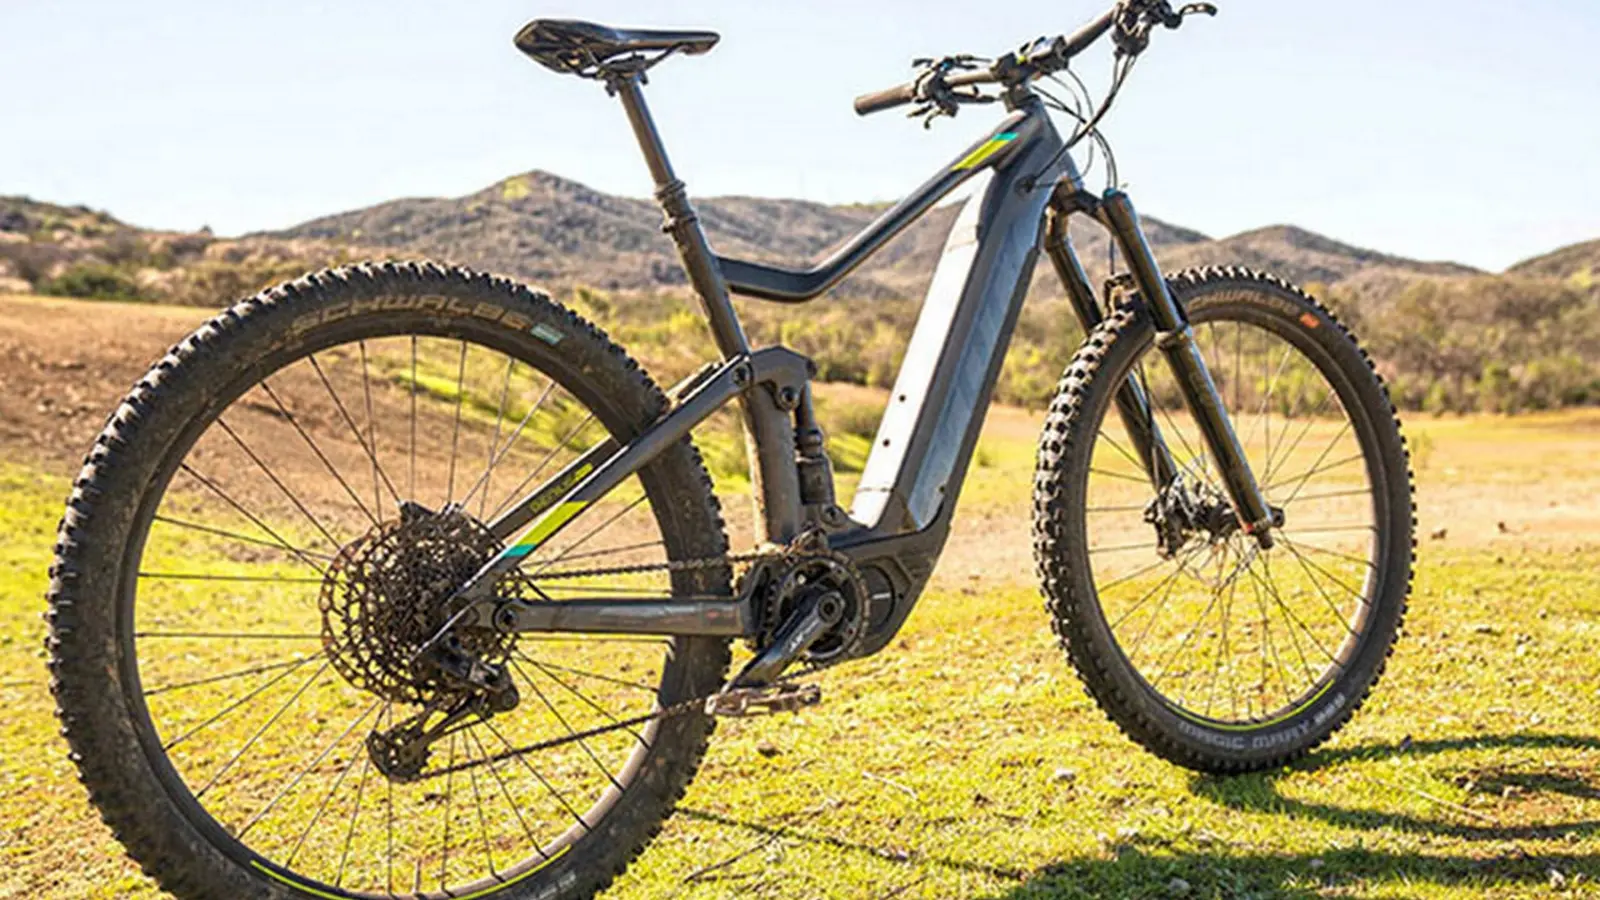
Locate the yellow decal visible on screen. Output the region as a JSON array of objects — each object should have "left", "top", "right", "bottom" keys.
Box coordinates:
[
  {"left": 508, "top": 501, "right": 586, "bottom": 557},
  {"left": 952, "top": 132, "right": 1019, "bottom": 171}
]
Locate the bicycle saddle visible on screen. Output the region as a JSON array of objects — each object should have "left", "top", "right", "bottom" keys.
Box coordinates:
[{"left": 515, "top": 19, "right": 720, "bottom": 76}]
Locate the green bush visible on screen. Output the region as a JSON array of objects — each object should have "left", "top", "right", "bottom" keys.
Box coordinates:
[{"left": 37, "top": 262, "right": 143, "bottom": 301}]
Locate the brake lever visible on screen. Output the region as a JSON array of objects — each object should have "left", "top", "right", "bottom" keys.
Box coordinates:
[{"left": 1178, "top": 2, "right": 1219, "bottom": 19}]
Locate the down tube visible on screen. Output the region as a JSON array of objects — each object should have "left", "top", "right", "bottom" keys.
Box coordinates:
[{"left": 850, "top": 118, "right": 1079, "bottom": 537}]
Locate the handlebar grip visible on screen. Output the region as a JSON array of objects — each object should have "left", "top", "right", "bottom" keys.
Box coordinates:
[{"left": 853, "top": 83, "right": 916, "bottom": 116}]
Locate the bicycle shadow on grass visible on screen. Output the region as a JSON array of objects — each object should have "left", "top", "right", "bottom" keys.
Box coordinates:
[
  {"left": 991, "top": 732, "right": 1600, "bottom": 899},
  {"left": 682, "top": 734, "right": 1600, "bottom": 898}
]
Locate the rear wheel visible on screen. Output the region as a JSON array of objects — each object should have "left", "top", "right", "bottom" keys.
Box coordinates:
[
  {"left": 1033, "top": 267, "right": 1414, "bottom": 773},
  {"left": 48, "top": 262, "right": 731, "bottom": 899}
]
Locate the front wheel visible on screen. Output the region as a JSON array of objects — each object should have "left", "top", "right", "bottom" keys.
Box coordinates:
[{"left": 1033, "top": 267, "right": 1414, "bottom": 773}]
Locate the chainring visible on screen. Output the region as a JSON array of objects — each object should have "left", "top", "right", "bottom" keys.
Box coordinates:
[{"left": 757, "top": 547, "right": 872, "bottom": 664}]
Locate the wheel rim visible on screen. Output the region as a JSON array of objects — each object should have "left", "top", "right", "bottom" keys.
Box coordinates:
[
  {"left": 1078, "top": 301, "right": 1387, "bottom": 728},
  {"left": 122, "top": 325, "right": 713, "bottom": 898}
]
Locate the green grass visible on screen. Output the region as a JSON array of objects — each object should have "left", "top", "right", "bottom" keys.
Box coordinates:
[{"left": 4, "top": 408, "right": 1600, "bottom": 898}]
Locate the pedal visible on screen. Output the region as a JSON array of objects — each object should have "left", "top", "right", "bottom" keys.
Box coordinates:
[{"left": 705, "top": 683, "right": 822, "bottom": 717}]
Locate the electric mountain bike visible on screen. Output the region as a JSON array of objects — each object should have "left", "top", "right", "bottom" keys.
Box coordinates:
[{"left": 49, "top": 3, "right": 1414, "bottom": 898}]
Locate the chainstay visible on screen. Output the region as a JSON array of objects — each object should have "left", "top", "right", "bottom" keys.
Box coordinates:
[
  {"left": 417, "top": 659, "right": 834, "bottom": 781},
  {"left": 414, "top": 547, "right": 824, "bottom": 780}
]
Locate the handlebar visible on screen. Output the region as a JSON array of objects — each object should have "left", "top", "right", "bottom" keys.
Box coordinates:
[
  {"left": 852, "top": 70, "right": 995, "bottom": 116},
  {"left": 852, "top": 0, "right": 1210, "bottom": 118}
]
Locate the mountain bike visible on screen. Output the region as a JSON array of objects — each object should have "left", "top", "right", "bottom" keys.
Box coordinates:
[{"left": 49, "top": 3, "right": 1414, "bottom": 898}]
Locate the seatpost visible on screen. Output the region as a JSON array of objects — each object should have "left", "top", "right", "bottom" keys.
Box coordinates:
[
  {"left": 609, "top": 72, "right": 805, "bottom": 547},
  {"left": 610, "top": 73, "right": 750, "bottom": 360}
]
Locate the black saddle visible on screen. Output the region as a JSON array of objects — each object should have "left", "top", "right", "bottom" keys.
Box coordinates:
[{"left": 514, "top": 19, "right": 720, "bottom": 77}]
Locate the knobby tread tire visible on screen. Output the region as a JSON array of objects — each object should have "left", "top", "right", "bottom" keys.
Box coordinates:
[
  {"left": 47, "top": 260, "right": 732, "bottom": 900},
  {"left": 1033, "top": 266, "right": 1416, "bottom": 774}
]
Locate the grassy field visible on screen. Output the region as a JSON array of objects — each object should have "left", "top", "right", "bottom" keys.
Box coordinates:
[{"left": 2, "top": 389, "right": 1599, "bottom": 899}]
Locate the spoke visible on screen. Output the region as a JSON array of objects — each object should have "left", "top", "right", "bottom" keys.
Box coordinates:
[
  {"left": 1279, "top": 535, "right": 1375, "bottom": 569},
  {"left": 1264, "top": 389, "right": 1340, "bottom": 485},
  {"left": 1088, "top": 541, "right": 1158, "bottom": 556},
  {"left": 214, "top": 417, "right": 345, "bottom": 552},
  {"left": 1135, "top": 360, "right": 1207, "bottom": 485},
  {"left": 1280, "top": 540, "right": 1362, "bottom": 639},
  {"left": 460, "top": 375, "right": 558, "bottom": 515},
  {"left": 1148, "top": 569, "right": 1229, "bottom": 694},
  {"left": 258, "top": 380, "right": 380, "bottom": 530},
  {"left": 439, "top": 733, "right": 457, "bottom": 890},
  {"left": 285, "top": 707, "right": 371, "bottom": 867},
  {"left": 1263, "top": 449, "right": 1363, "bottom": 496},
  {"left": 488, "top": 411, "right": 597, "bottom": 522},
  {"left": 1104, "top": 544, "right": 1205, "bottom": 631},
  {"left": 1250, "top": 559, "right": 1338, "bottom": 671},
  {"left": 511, "top": 658, "right": 623, "bottom": 791},
  {"left": 521, "top": 656, "right": 650, "bottom": 746},
  {"left": 1281, "top": 523, "right": 1377, "bottom": 536},
  {"left": 195, "top": 660, "right": 332, "bottom": 798},
  {"left": 307, "top": 354, "right": 401, "bottom": 508},
  {"left": 1097, "top": 430, "right": 1147, "bottom": 474},
  {"left": 1123, "top": 562, "right": 1188, "bottom": 662},
  {"left": 358, "top": 341, "right": 383, "bottom": 517},
  {"left": 480, "top": 717, "right": 592, "bottom": 832},
  {"left": 1242, "top": 340, "right": 1296, "bottom": 456},
  {"left": 1248, "top": 564, "right": 1293, "bottom": 712},
  {"left": 466, "top": 741, "right": 502, "bottom": 880},
  {"left": 446, "top": 341, "right": 469, "bottom": 506},
  {"left": 178, "top": 461, "right": 339, "bottom": 562},
  {"left": 1280, "top": 536, "right": 1373, "bottom": 604},
  {"left": 144, "top": 656, "right": 311, "bottom": 696},
  {"left": 238, "top": 697, "right": 384, "bottom": 839},
  {"left": 1287, "top": 487, "right": 1371, "bottom": 504},
  {"left": 152, "top": 514, "right": 335, "bottom": 566},
  {"left": 1085, "top": 503, "right": 1151, "bottom": 515},
  {"left": 477, "top": 357, "right": 516, "bottom": 519},
  {"left": 1282, "top": 426, "right": 1357, "bottom": 507},
  {"left": 514, "top": 652, "right": 661, "bottom": 694},
  {"left": 138, "top": 572, "right": 322, "bottom": 583},
  {"left": 527, "top": 495, "right": 649, "bottom": 576},
  {"left": 464, "top": 728, "right": 550, "bottom": 861},
  {"left": 334, "top": 751, "right": 373, "bottom": 888},
  {"left": 161, "top": 653, "right": 322, "bottom": 750},
  {"left": 1088, "top": 467, "right": 1150, "bottom": 484}
]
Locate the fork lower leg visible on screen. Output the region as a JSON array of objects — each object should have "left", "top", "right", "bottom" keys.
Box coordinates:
[{"left": 1096, "top": 190, "right": 1276, "bottom": 545}]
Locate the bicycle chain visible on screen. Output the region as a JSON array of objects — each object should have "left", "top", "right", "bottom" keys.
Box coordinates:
[{"left": 416, "top": 547, "right": 836, "bottom": 781}]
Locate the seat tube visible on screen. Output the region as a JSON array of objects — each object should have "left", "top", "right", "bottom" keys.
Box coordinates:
[
  {"left": 610, "top": 73, "right": 804, "bottom": 544},
  {"left": 1096, "top": 190, "right": 1277, "bottom": 545}
]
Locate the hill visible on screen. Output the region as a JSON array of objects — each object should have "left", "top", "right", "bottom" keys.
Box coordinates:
[
  {"left": 1509, "top": 238, "right": 1600, "bottom": 284},
  {"left": 263, "top": 170, "right": 1471, "bottom": 299}
]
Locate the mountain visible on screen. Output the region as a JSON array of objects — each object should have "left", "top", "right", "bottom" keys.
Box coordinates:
[
  {"left": 1509, "top": 238, "right": 1600, "bottom": 283},
  {"left": 264, "top": 170, "right": 1410, "bottom": 300}
]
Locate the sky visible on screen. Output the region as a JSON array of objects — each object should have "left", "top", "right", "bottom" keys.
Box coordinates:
[{"left": 2, "top": 0, "right": 1597, "bottom": 272}]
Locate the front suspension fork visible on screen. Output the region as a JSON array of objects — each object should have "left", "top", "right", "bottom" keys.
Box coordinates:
[{"left": 1049, "top": 190, "right": 1276, "bottom": 547}]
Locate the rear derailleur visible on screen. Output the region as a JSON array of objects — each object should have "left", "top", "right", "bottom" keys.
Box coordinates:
[{"left": 367, "top": 637, "right": 519, "bottom": 782}]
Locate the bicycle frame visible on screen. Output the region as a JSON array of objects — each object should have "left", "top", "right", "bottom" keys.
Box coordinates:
[{"left": 448, "top": 71, "right": 1273, "bottom": 658}]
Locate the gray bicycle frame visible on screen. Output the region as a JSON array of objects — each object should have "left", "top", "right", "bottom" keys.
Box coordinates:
[{"left": 449, "top": 71, "right": 1273, "bottom": 656}]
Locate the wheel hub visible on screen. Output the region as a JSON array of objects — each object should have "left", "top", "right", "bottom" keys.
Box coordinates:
[{"left": 320, "top": 503, "right": 519, "bottom": 704}]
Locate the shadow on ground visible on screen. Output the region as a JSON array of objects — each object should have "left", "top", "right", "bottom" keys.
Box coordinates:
[{"left": 685, "top": 734, "right": 1600, "bottom": 898}]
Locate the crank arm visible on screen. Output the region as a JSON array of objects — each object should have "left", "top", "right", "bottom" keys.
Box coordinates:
[{"left": 730, "top": 591, "right": 844, "bottom": 688}]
